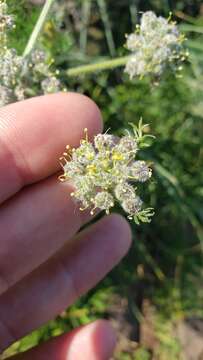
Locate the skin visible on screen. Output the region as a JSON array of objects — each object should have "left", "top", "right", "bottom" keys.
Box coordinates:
[{"left": 0, "top": 93, "right": 132, "bottom": 359}]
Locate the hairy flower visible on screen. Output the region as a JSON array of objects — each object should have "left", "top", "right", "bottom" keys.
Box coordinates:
[
  {"left": 94, "top": 134, "right": 117, "bottom": 151},
  {"left": 114, "top": 182, "right": 135, "bottom": 201},
  {"left": 0, "top": 48, "right": 23, "bottom": 87},
  {"left": 0, "top": 84, "right": 12, "bottom": 106},
  {"left": 121, "top": 196, "right": 143, "bottom": 218},
  {"left": 63, "top": 160, "right": 83, "bottom": 178},
  {"left": 31, "top": 49, "right": 46, "bottom": 64},
  {"left": 129, "top": 160, "right": 152, "bottom": 182},
  {"left": 60, "top": 121, "right": 154, "bottom": 224},
  {"left": 0, "top": 1, "right": 14, "bottom": 45},
  {"left": 125, "top": 11, "right": 188, "bottom": 81},
  {"left": 93, "top": 192, "right": 114, "bottom": 214},
  {"left": 41, "top": 76, "right": 61, "bottom": 94},
  {"left": 14, "top": 84, "right": 25, "bottom": 101}
]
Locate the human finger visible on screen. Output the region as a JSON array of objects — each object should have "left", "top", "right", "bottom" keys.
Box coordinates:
[{"left": 0, "top": 214, "right": 131, "bottom": 351}]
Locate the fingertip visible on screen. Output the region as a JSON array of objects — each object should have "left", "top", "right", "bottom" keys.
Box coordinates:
[
  {"left": 67, "top": 92, "right": 103, "bottom": 135},
  {"left": 53, "top": 92, "right": 103, "bottom": 138},
  {"left": 91, "top": 320, "right": 117, "bottom": 359},
  {"left": 100, "top": 214, "right": 132, "bottom": 256},
  {"left": 66, "top": 320, "right": 116, "bottom": 360}
]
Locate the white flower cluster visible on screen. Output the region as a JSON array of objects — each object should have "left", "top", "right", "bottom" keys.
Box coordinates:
[
  {"left": 0, "top": 1, "right": 63, "bottom": 107},
  {"left": 125, "top": 11, "right": 188, "bottom": 81},
  {"left": 60, "top": 121, "right": 154, "bottom": 224},
  {"left": 0, "top": 0, "right": 14, "bottom": 41}
]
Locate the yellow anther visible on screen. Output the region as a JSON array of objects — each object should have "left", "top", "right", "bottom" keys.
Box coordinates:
[
  {"left": 86, "top": 153, "right": 94, "bottom": 161},
  {"left": 87, "top": 164, "right": 97, "bottom": 174},
  {"left": 112, "top": 152, "right": 124, "bottom": 161}
]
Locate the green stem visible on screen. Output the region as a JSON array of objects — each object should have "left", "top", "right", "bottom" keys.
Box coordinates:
[
  {"left": 129, "top": 1, "right": 138, "bottom": 28},
  {"left": 67, "top": 56, "right": 129, "bottom": 77},
  {"left": 79, "top": 0, "right": 92, "bottom": 55},
  {"left": 23, "top": 0, "right": 55, "bottom": 58},
  {"left": 97, "top": 0, "right": 116, "bottom": 57}
]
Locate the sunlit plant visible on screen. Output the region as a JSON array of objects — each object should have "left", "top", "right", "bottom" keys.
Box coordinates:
[
  {"left": 59, "top": 120, "right": 155, "bottom": 225},
  {"left": 125, "top": 11, "right": 188, "bottom": 81}
]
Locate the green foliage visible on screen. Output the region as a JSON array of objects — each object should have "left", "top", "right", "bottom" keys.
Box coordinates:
[
  {"left": 3, "top": 1, "right": 203, "bottom": 359},
  {"left": 7, "top": 1, "right": 40, "bottom": 53},
  {"left": 135, "top": 348, "right": 151, "bottom": 360}
]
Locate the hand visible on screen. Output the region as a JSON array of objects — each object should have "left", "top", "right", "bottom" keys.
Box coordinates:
[{"left": 0, "top": 93, "right": 131, "bottom": 359}]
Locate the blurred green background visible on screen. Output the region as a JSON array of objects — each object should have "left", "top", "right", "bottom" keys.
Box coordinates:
[{"left": 3, "top": 0, "right": 203, "bottom": 359}]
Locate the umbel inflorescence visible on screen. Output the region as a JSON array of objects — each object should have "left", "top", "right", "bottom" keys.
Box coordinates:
[
  {"left": 125, "top": 11, "right": 188, "bottom": 81},
  {"left": 59, "top": 121, "right": 154, "bottom": 225},
  {"left": 0, "top": 0, "right": 62, "bottom": 107}
]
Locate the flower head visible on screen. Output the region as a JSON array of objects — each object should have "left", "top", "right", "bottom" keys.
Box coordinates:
[
  {"left": 59, "top": 120, "right": 154, "bottom": 224},
  {"left": 125, "top": 11, "right": 188, "bottom": 81}
]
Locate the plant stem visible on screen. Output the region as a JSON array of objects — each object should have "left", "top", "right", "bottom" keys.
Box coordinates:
[
  {"left": 97, "top": 0, "right": 116, "bottom": 57},
  {"left": 130, "top": 1, "right": 138, "bottom": 28},
  {"left": 23, "top": 0, "right": 55, "bottom": 58},
  {"left": 67, "top": 56, "right": 129, "bottom": 77},
  {"left": 79, "top": 0, "right": 92, "bottom": 55}
]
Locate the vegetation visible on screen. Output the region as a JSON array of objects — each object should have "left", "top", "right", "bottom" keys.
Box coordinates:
[{"left": 2, "top": 0, "right": 203, "bottom": 358}]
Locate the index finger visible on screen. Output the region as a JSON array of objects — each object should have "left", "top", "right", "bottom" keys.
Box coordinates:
[{"left": 0, "top": 93, "right": 102, "bottom": 204}]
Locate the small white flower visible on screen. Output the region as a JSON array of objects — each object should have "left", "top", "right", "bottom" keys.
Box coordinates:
[
  {"left": 63, "top": 161, "right": 84, "bottom": 178},
  {"left": 121, "top": 196, "right": 143, "bottom": 217},
  {"left": 31, "top": 49, "right": 46, "bottom": 64},
  {"left": 41, "top": 76, "right": 61, "bottom": 94},
  {"left": 126, "top": 33, "right": 142, "bottom": 52},
  {"left": 129, "top": 160, "right": 152, "bottom": 182},
  {"left": 0, "top": 1, "right": 14, "bottom": 31},
  {"left": 114, "top": 182, "right": 135, "bottom": 201},
  {"left": 0, "top": 49, "right": 23, "bottom": 87},
  {"left": 93, "top": 192, "right": 114, "bottom": 214},
  {"left": 94, "top": 133, "right": 117, "bottom": 150},
  {"left": 73, "top": 142, "right": 96, "bottom": 166},
  {"left": 14, "top": 84, "right": 25, "bottom": 101},
  {"left": 118, "top": 135, "right": 138, "bottom": 154},
  {"left": 0, "top": 85, "right": 12, "bottom": 106}
]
